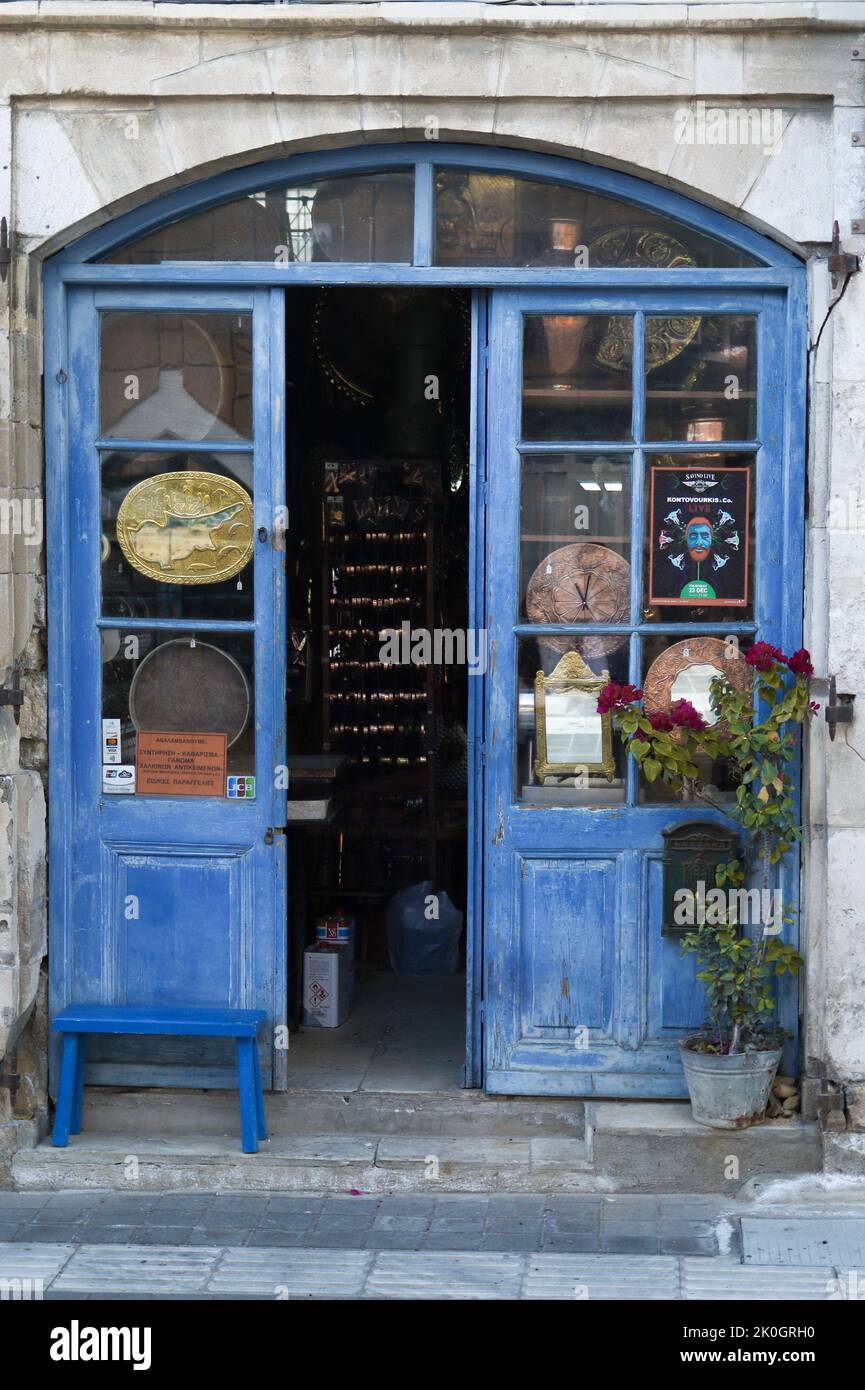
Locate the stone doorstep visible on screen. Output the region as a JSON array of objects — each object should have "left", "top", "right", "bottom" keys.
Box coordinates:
[
  {"left": 78, "top": 1086, "right": 587, "bottom": 1139},
  {"left": 586, "top": 1103, "right": 822, "bottom": 1178},
  {"left": 8, "top": 1100, "right": 822, "bottom": 1195},
  {"left": 11, "top": 1131, "right": 597, "bottom": 1196}
]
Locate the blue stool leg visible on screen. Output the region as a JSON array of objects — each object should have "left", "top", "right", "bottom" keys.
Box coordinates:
[
  {"left": 253, "top": 1041, "right": 267, "bottom": 1141},
  {"left": 71, "top": 1034, "right": 87, "bottom": 1135},
  {"left": 52, "top": 1035, "right": 81, "bottom": 1147},
  {"left": 236, "top": 1037, "right": 259, "bottom": 1154}
]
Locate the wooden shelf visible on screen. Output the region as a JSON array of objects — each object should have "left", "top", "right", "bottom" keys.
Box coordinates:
[
  {"left": 521, "top": 534, "right": 629, "bottom": 544},
  {"left": 523, "top": 387, "right": 755, "bottom": 403}
]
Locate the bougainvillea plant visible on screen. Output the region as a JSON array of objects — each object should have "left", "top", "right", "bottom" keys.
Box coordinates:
[{"left": 598, "top": 642, "right": 817, "bottom": 1054}]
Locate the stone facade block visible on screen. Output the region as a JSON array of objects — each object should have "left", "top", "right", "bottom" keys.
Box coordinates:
[
  {"left": 493, "top": 100, "right": 594, "bottom": 155},
  {"left": 13, "top": 108, "right": 101, "bottom": 243},
  {"left": 584, "top": 101, "right": 678, "bottom": 178},
  {"left": 11, "top": 422, "right": 41, "bottom": 495},
  {"left": 155, "top": 97, "right": 284, "bottom": 177},
  {"left": 846, "top": 1082, "right": 865, "bottom": 1133},
  {"left": 15, "top": 770, "right": 46, "bottom": 967},
  {"left": 0, "top": 30, "right": 49, "bottom": 102},
  {"left": 824, "top": 828, "right": 865, "bottom": 1080},
  {"left": 13, "top": 570, "right": 38, "bottom": 668},
  {"left": 48, "top": 28, "right": 200, "bottom": 97},
  {"left": 57, "top": 108, "right": 180, "bottom": 212},
  {"left": 275, "top": 98, "right": 366, "bottom": 149},
  {"left": 401, "top": 100, "right": 497, "bottom": 142},
  {"left": 740, "top": 107, "right": 831, "bottom": 245},
  {"left": 0, "top": 710, "right": 20, "bottom": 777},
  {"left": 268, "top": 37, "right": 364, "bottom": 100},
  {"left": 18, "top": 670, "right": 46, "bottom": 747},
  {"left": 10, "top": 329, "right": 41, "bottom": 431},
  {"left": 667, "top": 115, "right": 783, "bottom": 212},
  {"left": 693, "top": 34, "right": 745, "bottom": 93},
  {"left": 498, "top": 38, "right": 602, "bottom": 101},
  {"left": 400, "top": 36, "right": 505, "bottom": 101},
  {"left": 0, "top": 573, "right": 14, "bottom": 673},
  {"left": 596, "top": 34, "right": 695, "bottom": 99},
  {"left": 155, "top": 46, "right": 275, "bottom": 100},
  {"left": 0, "top": 492, "right": 13, "bottom": 576},
  {"left": 0, "top": 775, "right": 15, "bottom": 909}
]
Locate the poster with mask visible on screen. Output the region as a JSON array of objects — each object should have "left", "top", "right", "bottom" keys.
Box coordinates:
[{"left": 648, "top": 465, "right": 750, "bottom": 607}]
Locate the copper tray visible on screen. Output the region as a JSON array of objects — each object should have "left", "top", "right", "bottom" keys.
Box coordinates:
[
  {"left": 526, "top": 542, "right": 630, "bottom": 659},
  {"left": 129, "top": 639, "right": 250, "bottom": 747}
]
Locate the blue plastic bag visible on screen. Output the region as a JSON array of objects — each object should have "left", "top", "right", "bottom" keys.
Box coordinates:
[{"left": 386, "top": 880, "right": 463, "bottom": 976}]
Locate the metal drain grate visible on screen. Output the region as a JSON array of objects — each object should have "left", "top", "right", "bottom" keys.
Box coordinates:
[{"left": 741, "top": 1218, "right": 865, "bottom": 1267}]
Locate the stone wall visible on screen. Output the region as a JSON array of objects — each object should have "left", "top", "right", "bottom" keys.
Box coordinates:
[{"left": 1, "top": 1, "right": 864, "bottom": 1150}]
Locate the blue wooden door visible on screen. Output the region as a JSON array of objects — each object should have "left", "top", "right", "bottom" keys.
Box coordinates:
[
  {"left": 48, "top": 286, "right": 287, "bottom": 1089},
  {"left": 483, "top": 288, "right": 803, "bottom": 1096}
]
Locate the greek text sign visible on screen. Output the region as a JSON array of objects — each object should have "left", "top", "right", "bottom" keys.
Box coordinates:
[{"left": 136, "top": 731, "right": 227, "bottom": 797}]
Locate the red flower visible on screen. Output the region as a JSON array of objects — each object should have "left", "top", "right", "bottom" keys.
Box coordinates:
[
  {"left": 743, "top": 642, "right": 784, "bottom": 672},
  {"left": 647, "top": 710, "right": 675, "bottom": 733},
  {"left": 669, "top": 699, "right": 707, "bottom": 731},
  {"left": 597, "top": 682, "right": 643, "bottom": 714},
  {"left": 809, "top": 701, "right": 821, "bottom": 715},
  {"left": 786, "top": 648, "right": 814, "bottom": 678}
]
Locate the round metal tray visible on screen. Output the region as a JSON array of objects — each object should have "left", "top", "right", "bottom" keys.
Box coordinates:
[{"left": 129, "top": 638, "right": 250, "bottom": 747}]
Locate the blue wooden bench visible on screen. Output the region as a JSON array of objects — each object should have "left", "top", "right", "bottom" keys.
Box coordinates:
[{"left": 51, "top": 1005, "right": 268, "bottom": 1154}]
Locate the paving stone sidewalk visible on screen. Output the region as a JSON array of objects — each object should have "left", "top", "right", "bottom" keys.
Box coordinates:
[
  {"left": 0, "top": 1191, "right": 733, "bottom": 1256},
  {"left": 0, "top": 1242, "right": 855, "bottom": 1301}
]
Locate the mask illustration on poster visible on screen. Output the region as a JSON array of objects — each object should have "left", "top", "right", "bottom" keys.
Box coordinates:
[{"left": 649, "top": 464, "right": 750, "bottom": 607}]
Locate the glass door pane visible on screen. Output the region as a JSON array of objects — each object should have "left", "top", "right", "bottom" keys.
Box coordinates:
[
  {"left": 522, "top": 314, "right": 633, "bottom": 440},
  {"left": 100, "top": 311, "right": 253, "bottom": 439}
]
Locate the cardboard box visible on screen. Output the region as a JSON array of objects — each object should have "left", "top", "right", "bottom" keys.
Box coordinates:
[{"left": 302, "top": 944, "right": 354, "bottom": 1028}]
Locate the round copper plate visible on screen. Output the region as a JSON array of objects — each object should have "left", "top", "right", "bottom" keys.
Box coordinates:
[
  {"left": 526, "top": 543, "right": 630, "bottom": 659},
  {"left": 643, "top": 636, "right": 752, "bottom": 723},
  {"left": 129, "top": 639, "right": 250, "bottom": 747},
  {"left": 588, "top": 226, "right": 700, "bottom": 372}
]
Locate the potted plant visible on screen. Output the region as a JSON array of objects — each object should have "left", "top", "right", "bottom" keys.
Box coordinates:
[{"left": 598, "top": 641, "right": 816, "bottom": 1128}]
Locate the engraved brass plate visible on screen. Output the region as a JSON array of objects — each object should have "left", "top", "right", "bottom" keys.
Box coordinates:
[
  {"left": 116, "top": 471, "right": 253, "bottom": 585},
  {"left": 588, "top": 227, "right": 700, "bottom": 372},
  {"left": 526, "top": 542, "right": 630, "bottom": 659}
]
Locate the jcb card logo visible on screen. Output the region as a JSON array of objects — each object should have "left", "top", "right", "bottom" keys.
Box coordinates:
[{"left": 50, "top": 1321, "right": 152, "bottom": 1371}]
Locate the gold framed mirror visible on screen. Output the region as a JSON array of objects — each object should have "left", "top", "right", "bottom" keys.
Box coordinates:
[{"left": 534, "top": 651, "right": 615, "bottom": 782}]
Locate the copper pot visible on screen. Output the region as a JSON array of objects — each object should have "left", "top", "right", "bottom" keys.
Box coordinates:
[{"left": 541, "top": 314, "right": 589, "bottom": 383}]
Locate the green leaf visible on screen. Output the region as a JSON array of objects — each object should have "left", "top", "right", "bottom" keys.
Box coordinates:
[{"left": 643, "top": 758, "right": 661, "bottom": 782}]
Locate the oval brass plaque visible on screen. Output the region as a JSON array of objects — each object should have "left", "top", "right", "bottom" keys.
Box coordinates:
[{"left": 116, "top": 471, "right": 253, "bottom": 585}]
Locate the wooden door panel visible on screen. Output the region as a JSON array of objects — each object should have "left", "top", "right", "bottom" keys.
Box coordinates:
[
  {"left": 483, "top": 287, "right": 803, "bottom": 1096},
  {"left": 49, "top": 286, "right": 287, "bottom": 1092},
  {"left": 518, "top": 855, "right": 615, "bottom": 1037}
]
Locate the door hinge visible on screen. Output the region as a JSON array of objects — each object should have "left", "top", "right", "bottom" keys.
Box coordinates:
[
  {"left": 0, "top": 664, "right": 23, "bottom": 724},
  {"left": 264, "top": 827, "right": 287, "bottom": 845},
  {"left": 0, "top": 217, "right": 10, "bottom": 284},
  {"left": 829, "top": 220, "right": 860, "bottom": 287}
]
